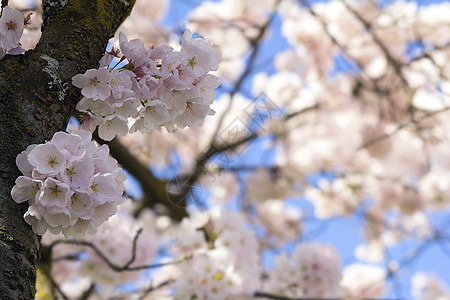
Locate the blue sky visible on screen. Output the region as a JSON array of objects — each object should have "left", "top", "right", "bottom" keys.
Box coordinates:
[{"left": 121, "top": 0, "right": 450, "bottom": 298}]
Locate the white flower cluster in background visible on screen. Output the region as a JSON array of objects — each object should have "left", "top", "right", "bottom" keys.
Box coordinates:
[
  {"left": 340, "top": 263, "right": 386, "bottom": 298},
  {"left": 173, "top": 211, "right": 260, "bottom": 300},
  {"left": 80, "top": 211, "right": 158, "bottom": 285},
  {"left": 266, "top": 242, "right": 342, "bottom": 298},
  {"left": 0, "top": 6, "right": 27, "bottom": 59},
  {"left": 11, "top": 130, "right": 126, "bottom": 238},
  {"left": 411, "top": 272, "right": 450, "bottom": 300},
  {"left": 73, "top": 29, "right": 220, "bottom": 141}
]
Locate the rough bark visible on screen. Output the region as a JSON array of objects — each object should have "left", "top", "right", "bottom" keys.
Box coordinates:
[{"left": 0, "top": 0, "right": 135, "bottom": 298}]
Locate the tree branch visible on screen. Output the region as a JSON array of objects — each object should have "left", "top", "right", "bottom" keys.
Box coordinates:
[
  {"left": 212, "top": 0, "right": 281, "bottom": 141},
  {"left": 1, "top": 0, "right": 8, "bottom": 11},
  {"left": 47, "top": 230, "right": 192, "bottom": 273},
  {"left": 93, "top": 133, "right": 188, "bottom": 221},
  {"left": 338, "top": 0, "right": 408, "bottom": 87},
  {"left": 137, "top": 279, "right": 175, "bottom": 300},
  {"left": 178, "top": 103, "right": 320, "bottom": 200},
  {"left": 357, "top": 106, "right": 450, "bottom": 150},
  {"left": 254, "top": 292, "right": 399, "bottom": 300}
]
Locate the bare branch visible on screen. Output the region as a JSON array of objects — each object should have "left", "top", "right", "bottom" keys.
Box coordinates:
[
  {"left": 254, "top": 291, "right": 398, "bottom": 300},
  {"left": 212, "top": 0, "right": 281, "bottom": 141},
  {"left": 49, "top": 275, "right": 69, "bottom": 300},
  {"left": 358, "top": 106, "right": 450, "bottom": 150},
  {"left": 79, "top": 283, "right": 95, "bottom": 300},
  {"left": 48, "top": 233, "right": 192, "bottom": 273},
  {"left": 122, "top": 228, "right": 143, "bottom": 269},
  {"left": 93, "top": 132, "right": 188, "bottom": 221},
  {"left": 178, "top": 102, "right": 320, "bottom": 200},
  {"left": 138, "top": 279, "right": 175, "bottom": 300},
  {"left": 338, "top": 0, "right": 409, "bottom": 87}
]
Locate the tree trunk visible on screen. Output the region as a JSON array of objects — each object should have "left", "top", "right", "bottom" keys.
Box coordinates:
[{"left": 0, "top": 1, "right": 135, "bottom": 298}]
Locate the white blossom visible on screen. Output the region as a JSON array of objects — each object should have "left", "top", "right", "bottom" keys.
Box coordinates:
[{"left": 11, "top": 130, "right": 126, "bottom": 238}]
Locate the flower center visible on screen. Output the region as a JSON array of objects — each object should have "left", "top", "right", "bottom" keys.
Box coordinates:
[
  {"left": 91, "top": 183, "right": 100, "bottom": 193},
  {"left": 67, "top": 167, "right": 77, "bottom": 181},
  {"left": 47, "top": 155, "right": 59, "bottom": 167},
  {"left": 90, "top": 78, "right": 99, "bottom": 86},
  {"left": 188, "top": 56, "right": 197, "bottom": 68},
  {"left": 6, "top": 21, "right": 16, "bottom": 31},
  {"left": 71, "top": 194, "right": 82, "bottom": 208},
  {"left": 49, "top": 187, "right": 61, "bottom": 199}
]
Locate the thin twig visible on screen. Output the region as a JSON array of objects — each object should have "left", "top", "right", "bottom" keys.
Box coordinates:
[
  {"left": 254, "top": 292, "right": 402, "bottom": 300},
  {"left": 48, "top": 229, "right": 193, "bottom": 273},
  {"left": 49, "top": 275, "right": 69, "bottom": 300},
  {"left": 179, "top": 102, "right": 320, "bottom": 199},
  {"left": 212, "top": 0, "right": 281, "bottom": 141},
  {"left": 122, "top": 228, "right": 143, "bottom": 269},
  {"left": 79, "top": 283, "right": 95, "bottom": 300},
  {"left": 52, "top": 253, "right": 81, "bottom": 262},
  {"left": 338, "top": 0, "right": 408, "bottom": 87},
  {"left": 138, "top": 279, "right": 175, "bottom": 300},
  {"left": 358, "top": 106, "right": 450, "bottom": 150}
]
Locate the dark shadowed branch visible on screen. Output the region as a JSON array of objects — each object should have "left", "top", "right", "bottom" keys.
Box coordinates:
[
  {"left": 93, "top": 132, "right": 188, "bottom": 221},
  {"left": 358, "top": 106, "right": 450, "bottom": 150}
]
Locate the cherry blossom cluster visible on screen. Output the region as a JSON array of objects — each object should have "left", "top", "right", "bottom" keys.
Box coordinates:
[
  {"left": 41, "top": 202, "right": 164, "bottom": 298},
  {"left": 11, "top": 130, "right": 127, "bottom": 238},
  {"left": 174, "top": 210, "right": 260, "bottom": 299},
  {"left": 341, "top": 263, "right": 386, "bottom": 298},
  {"left": 266, "top": 243, "right": 342, "bottom": 298},
  {"left": 72, "top": 29, "right": 220, "bottom": 141},
  {"left": 0, "top": 6, "right": 27, "bottom": 59},
  {"left": 412, "top": 272, "right": 450, "bottom": 300}
]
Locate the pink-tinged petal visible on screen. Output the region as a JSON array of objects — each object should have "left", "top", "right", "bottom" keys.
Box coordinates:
[
  {"left": 39, "top": 177, "right": 70, "bottom": 207},
  {"left": 89, "top": 174, "right": 119, "bottom": 204},
  {"left": 96, "top": 82, "right": 111, "bottom": 100},
  {"left": 99, "top": 53, "right": 114, "bottom": 67},
  {"left": 76, "top": 97, "right": 112, "bottom": 115},
  {"left": 49, "top": 131, "right": 84, "bottom": 158},
  {"left": 61, "top": 157, "right": 95, "bottom": 189},
  {"left": 44, "top": 210, "right": 71, "bottom": 228},
  {"left": 69, "top": 191, "right": 93, "bottom": 216},
  {"left": 96, "top": 67, "right": 111, "bottom": 82},
  {"left": 0, "top": 7, "right": 24, "bottom": 49},
  {"left": 11, "top": 176, "right": 42, "bottom": 204},
  {"left": 62, "top": 218, "right": 97, "bottom": 238},
  {"left": 82, "top": 84, "right": 98, "bottom": 99},
  {"left": 93, "top": 156, "right": 117, "bottom": 175},
  {"left": 47, "top": 225, "right": 63, "bottom": 235},
  {"left": 97, "top": 115, "right": 128, "bottom": 141},
  {"left": 71, "top": 130, "right": 93, "bottom": 146},
  {"left": 181, "top": 29, "right": 193, "bottom": 45},
  {"left": 7, "top": 45, "right": 25, "bottom": 54},
  {"left": 16, "top": 144, "right": 37, "bottom": 176},
  {"left": 28, "top": 143, "right": 66, "bottom": 175},
  {"left": 24, "top": 206, "right": 48, "bottom": 235},
  {"left": 71, "top": 73, "right": 90, "bottom": 88},
  {"left": 91, "top": 202, "right": 117, "bottom": 226},
  {"left": 84, "top": 69, "right": 99, "bottom": 80}
]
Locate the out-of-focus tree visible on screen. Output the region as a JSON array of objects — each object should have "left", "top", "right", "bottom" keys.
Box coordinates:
[{"left": 2, "top": 0, "right": 450, "bottom": 299}]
